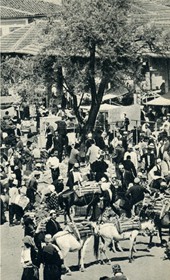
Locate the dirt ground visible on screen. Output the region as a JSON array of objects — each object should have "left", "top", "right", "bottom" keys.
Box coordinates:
[{"left": 1, "top": 217, "right": 170, "bottom": 280}]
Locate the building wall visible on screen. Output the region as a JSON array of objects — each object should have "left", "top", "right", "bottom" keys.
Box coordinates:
[{"left": 0, "top": 18, "right": 29, "bottom": 36}]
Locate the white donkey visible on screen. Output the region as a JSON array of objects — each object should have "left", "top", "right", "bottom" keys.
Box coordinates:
[
  {"left": 53, "top": 223, "right": 93, "bottom": 274},
  {"left": 92, "top": 219, "right": 155, "bottom": 264}
]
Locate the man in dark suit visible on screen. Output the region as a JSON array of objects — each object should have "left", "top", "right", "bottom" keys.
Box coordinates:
[
  {"left": 141, "top": 144, "right": 156, "bottom": 172},
  {"left": 92, "top": 154, "right": 108, "bottom": 182},
  {"left": 123, "top": 155, "right": 137, "bottom": 179},
  {"left": 117, "top": 164, "right": 134, "bottom": 192},
  {"left": 46, "top": 210, "right": 62, "bottom": 236},
  {"left": 112, "top": 141, "right": 125, "bottom": 178},
  {"left": 42, "top": 234, "right": 63, "bottom": 280}
]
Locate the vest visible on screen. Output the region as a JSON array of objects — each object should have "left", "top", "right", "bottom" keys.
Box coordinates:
[{"left": 154, "top": 165, "right": 161, "bottom": 177}]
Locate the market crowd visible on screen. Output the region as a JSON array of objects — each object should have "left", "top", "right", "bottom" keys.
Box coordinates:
[{"left": 0, "top": 104, "right": 170, "bottom": 280}]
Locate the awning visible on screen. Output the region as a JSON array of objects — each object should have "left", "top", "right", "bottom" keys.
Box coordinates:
[
  {"left": 0, "top": 95, "right": 21, "bottom": 106},
  {"left": 102, "top": 93, "right": 118, "bottom": 102},
  {"left": 81, "top": 104, "right": 118, "bottom": 112},
  {"left": 144, "top": 95, "right": 170, "bottom": 106}
]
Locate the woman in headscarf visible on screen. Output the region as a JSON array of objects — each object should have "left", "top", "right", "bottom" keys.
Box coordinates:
[{"left": 21, "top": 236, "right": 40, "bottom": 280}]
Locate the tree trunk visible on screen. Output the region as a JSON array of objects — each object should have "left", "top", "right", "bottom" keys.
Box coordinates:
[
  {"left": 84, "top": 76, "right": 108, "bottom": 134},
  {"left": 46, "top": 82, "right": 52, "bottom": 107}
]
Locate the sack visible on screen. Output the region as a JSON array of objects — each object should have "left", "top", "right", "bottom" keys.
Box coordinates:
[{"left": 15, "top": 195, "right": 29, "bottom": 209}]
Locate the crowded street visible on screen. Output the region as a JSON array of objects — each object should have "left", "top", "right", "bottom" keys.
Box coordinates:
[
  {"left": 1, "top": 220, "right": 169, "bottom": 280},
  {"left": 1, "top": 1, "right": 170, "bottom": 280}
]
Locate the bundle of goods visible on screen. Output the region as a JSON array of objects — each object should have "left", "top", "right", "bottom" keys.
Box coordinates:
[
  {"left": 34, "top": 207, "right": 49, "bottom": 233},
  {"left": 35, "top": 217, "right": 50, "bottom": 233},
  {"left": 101, "top": 207, "right": 117, "bottom": 223},
  {"left": 117, "top": 217, "right": 141, "bottom": 234},
  {"left": 15, "top": 195, "right": 30, "bottom": 210},
  {"left": 73, "top": 222, "right": 93, "bottom": 238},
  {"left": 143, "top": 194, "right": 153, "bottom": 206},
  {"left": 74, "top": 205, "right": 91, "bottom": 217},
  {"left": 164, "top": 193, "right": 170, "bottom": 201},
  {"left": 153, "top": 200, "right": 163, "bottom": 215},
  {"left": 81, "top": 182, "right": 100, "bottom": 195}
]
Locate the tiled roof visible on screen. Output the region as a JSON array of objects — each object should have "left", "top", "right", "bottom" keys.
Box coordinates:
[
  {"left": 1, "top": 1, "right": 170, "bottom": 56},
  {"left": 1, "top": 7, "right": 34, "bottom": 18},
  {"left": 1, "top": 21, "right": 46, "bottom": 54},
  {"left": 1, "top": 0, "right": 61, "bottom": 19},
  {"left": 132, "top": 0, "right": 170, "bottom": 27}
]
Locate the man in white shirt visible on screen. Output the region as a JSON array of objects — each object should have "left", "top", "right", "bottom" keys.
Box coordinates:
[
  {"left": 9, "top": 179, "right": 19, "bottom": 226},
  {"left": 46, "top": 151, "right": 60, "bottom": 182},
  {"left": 124, "top": 144, "right": 138, "bottom": 170},
  {"left": 86, "top": 140, "right": 101, "bottom": 180},
  {"left": 148, "top": 158, "right": 163, "bottom": 188},
  {"left": 86, "top": 140, "right": 101, "bottom": 165}
]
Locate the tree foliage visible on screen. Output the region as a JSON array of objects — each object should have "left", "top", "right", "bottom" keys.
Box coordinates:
[
  {"left": 1, "top": 0, "right": 169, "bottom": 134},
  {"left": 42, "top": 0, "right": 166, "bottom": 133}
]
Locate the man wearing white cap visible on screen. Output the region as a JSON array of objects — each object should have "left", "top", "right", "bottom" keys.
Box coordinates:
[
  {"left": 46, "top": 151, "right": 60, "bottom": 182},
  {"left": 141, "top": 143, "right": 156, "bottom": 172},
  {"left": 41, "top": 234, "right": 63, "bottom": 280},
  {"left": 46, "top": 210, "right": 62, "bottom": 237},
  {"left": 86, "top": 139, "right": 101, "bottom": 167},
  {"left": 126, "top": 177, "right": 150, "bottom": 216},
  {"left": 66, "top": 163, "right": 83, "bottom": 191},
  {"left": 124, "top": 144, "right": 138, "bottom": 170}
]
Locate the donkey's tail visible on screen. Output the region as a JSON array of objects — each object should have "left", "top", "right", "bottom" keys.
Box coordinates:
[{"left": 93, "top": 233, "right": 100, "bottom": 260}]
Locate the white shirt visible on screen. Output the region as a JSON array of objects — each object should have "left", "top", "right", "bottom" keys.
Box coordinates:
[
  {"left": 46, "top": 156, "right": 59, "bottom": 169},
  {"left": 9, "top": 187, "right": 19, "bottom": 205},
  {"left": 87, "top": 144, "right": 101, "bottom": 164},
  {"left": 73, "top": 171, "right": 82, "bottom": 184},
  {"left": 148, "top": 165, "right": 163, "bottom": 183},
  {"left": 32, "top": 148, "right": 41, "bottom": 159}
]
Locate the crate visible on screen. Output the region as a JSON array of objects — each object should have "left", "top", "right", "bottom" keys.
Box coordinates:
[
  {"left": 118, "top": 218, "right": 140, "bottom": 233},
  {"left": 74, "top": 205, "right": 91, "bottom": 217}
]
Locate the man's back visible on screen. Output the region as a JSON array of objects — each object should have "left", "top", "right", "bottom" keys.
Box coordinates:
[{"left": 42, "top": 243, "right": 62, "bottom": 265}]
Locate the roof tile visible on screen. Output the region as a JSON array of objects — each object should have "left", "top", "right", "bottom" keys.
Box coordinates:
[{"left": 1, "top": 0, "right": 61, "bottom": 18}]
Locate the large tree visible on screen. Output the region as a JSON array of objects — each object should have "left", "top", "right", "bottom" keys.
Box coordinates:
[
  {"left": 1, "top": 0, "right": 168, "bottom": 133},
  {"left": 42, "top": 0, "right": 165, "bottom": 133}
]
